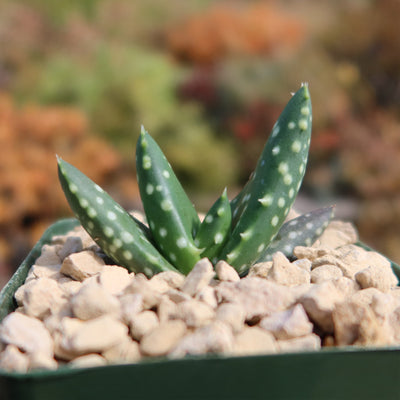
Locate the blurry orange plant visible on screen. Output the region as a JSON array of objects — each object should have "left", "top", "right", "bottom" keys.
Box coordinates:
[{"left": 0, "top": 93, "right": 121, "bottom": 273}]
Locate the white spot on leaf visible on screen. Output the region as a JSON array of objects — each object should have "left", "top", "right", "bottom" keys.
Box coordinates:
[
  {"left": 299, "top": 119, "right": 308, "bottom": 130},
  {"left": 88, "top": 208, "right": 97, "bottom": 218},
  {"left": 301, "top": 107, "right": 310, "bottom": 116},
  {"left": 113, "top": 238, "right": 123, "bottom": 248},
  {"left": 79, "top": 198, "right": 89, "bottom": 208},
  {"left": 272, "top": 146, "right": 280, "bottom": 156},
  {"left": 177, "top": 237, "right": 187, "bottom": 248},
  {"left": 123, "top": 250, "right": 133, "bottom": 260},
  {"left": 107, "top": 211, "right": 117, "bottom": 221},
  {"left": 161, "top": 200, "right": 173, "bottom": 211},
  {"left": 122, "top": 231, "right": 134, "bottom": 243},
  {"left": 283, "top": 174, "right": 293, "bottom": 185},
  {"left": 258, "top": 194, "right": 273, "bottom": 207},
  {"left": 291, "top": 141, "right": 301, "bottom": 153},
  {"left": 104, "top": 227, "right": 114, "bottom": 237},
  {"left": 214, "top": 233, "right": 224, "bottom": 244},
  {"left": 278, "top": 162, "right": 289, "bottom": 175},
  {"left": 143, "top": 155, "right": 152, "bottom": 169},
  {"left": 239, "top": 230, "right": 252, "bottom": 241},
  {"left": 159, "top": 228, "right": 167, "bottom": 237},
  {"left": 146, "top": 184, "right": 154, "bottom": 195}
]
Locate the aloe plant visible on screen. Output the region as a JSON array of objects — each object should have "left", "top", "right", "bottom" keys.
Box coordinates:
[{"left": 57, "top": 84, "right": 333, "bottom": 277}]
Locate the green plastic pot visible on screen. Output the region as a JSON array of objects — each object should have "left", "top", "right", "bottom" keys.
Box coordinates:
[{"left": 1, "top": 219, "right": 400, "bottom": 400}]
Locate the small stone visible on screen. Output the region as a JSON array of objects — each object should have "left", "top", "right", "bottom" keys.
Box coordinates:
[
  {"left": 355, "top": 264, "right": 398, "bottom": 293},
  {"left": 60, "top": 227, "right": 98, "bottom": 250},
  {"left": 147, "top": 276, "right": 171, "bottom": 294},
  {"left": 300, "top": 281, "right": 344, "bottom": 333},
  {"left": 97, "top": 265, "right": 133, "bottom": 295},
  {"left": 57, "top": 236, "right": 83, "bottom": 260},
  {"left": 61, "top": 251, "right": 105, "bottom": 281},
  {"left": 215, "top": 303, "right": 245, "bottom": 333},
  {"left": 311, "top": 264, "right": 343, "bottom": 283},
  {"left": 65, "top": 315, "right": 128, "bottom": 354},
  {"left": 17, "top": 278, "right": 66, "bottom": 320},
  {"left": 123, "top": 274, "right": 161, "bottom": 309},
  {"left": 0, "top": 345, "right": 29, "bottom": 372},
  {"left": 169, "top": 321, "right": 234, "bottom": 357},
  {"left": 119, "top": 293, "right": 143, "bottom": 325},
  {"left": 69, "top": 354, "right": 107, "bottom": 368},
  {"left": 248, "top": 262, "right": 272, "bottom": 278},
  {"left": 53, "top": 320, "right": 82, "bottom": 361},
  {"left": 195, "top": 286, "right": 218, "bottom": 309},
  {"left": 311, "top": 255, "right": 347, "bottom": 273},
  {"left": 317, "top": 221, "right": 358, "bottom": 248},
  {"left": 293, "top": 258, "right": 312, "bottom": 272},
  {"left": 371, "top": 292, "right": 400, "bottom": 319},
  {"left": 29, "top": 353, "right": 58, "bottom": 371},
  {"left": 389, "top": 307, "right": 400, "bottom": 343},
  {"left": 157, "top": 297, "right": 179, "bottom": 323},
  {"left": 215, "top": 277, "right": 295, "bottom": 321},
  {"left": 333, "top": 300, "right": 390, "bottom": 346},
  {"left": 58, "top": 277, "right": 83, "bottom": 296},
  {"left": 288, "top": 283, "right": 313, "bottom": 303},
  {"left": 334, "top": 245, "right": 391, "bottom": 280},
  {"left": 293, "top": 246, "right": 332, "bottom": 261},
  {"left": 259, "top": 304, "right": 313, "bottom": 340},
  {"left": 0, "top": 313, "right": 54, "bottom": 358},
  {"left": 215, "top": 261, "right": 240, "bottom": 282},
  {"left": 71, "top": 281, "right": 120, "bottom": 320},
  {"left": 129, "top": 311, "right": 159, "bottom": 341},
  {"left": 140, "top": 320, "right": 187, "bottom": 357},
  {"left": 44, "top": 302, "right": 73, "bottom": 335},
  {"left": 277, "top": 334, "right": 321, "bottom": 352},
  {"left": 166, "top": 289, "right": 192, "bottom": 304},
  {"left": 181, "top": 258, "right": 215, "bottom": 296},
  {"left": 35, "top": 244, "right": 62, "bottom": 266},
  {"left": 176, "top": 299, "right": 215, "bottom": 328},
  {"left": 331, "top": 276, "right": 360, "bottom": 297},
  {"left": 30, "top": 264, "right": 61, "bottom": 280},
  {"left": 267, "top": 252, "right": 310, "bottom": 286},
  {"left": 231, "top": 327, "right": 277, "bottom": 356},
  {"left": 102, "top": 336, "right": 141, "bottom": 364},
  {"left": 149, "top": 271, "right": 185, "bottom": 290}
]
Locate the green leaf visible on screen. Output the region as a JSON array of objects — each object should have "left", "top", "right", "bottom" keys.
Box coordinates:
[{"left": 57, "top": 156, "right": 176, "bottom": 276}]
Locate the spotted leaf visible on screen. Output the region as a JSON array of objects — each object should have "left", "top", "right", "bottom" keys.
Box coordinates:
[
  {"left": 194, "top": 188, "right": 232, "bottom": 262},
  {"left": 220, "top": 84, "right": 312, "bottom": 273},
  {"left": 136, "top": 127, "right": 202, "bottom": 273},
  {"left": 57, "top": 157, "right": 176, "bottom": 276},
  {"left": 255, "top": 206, "right": 335, "bottom": 264}
]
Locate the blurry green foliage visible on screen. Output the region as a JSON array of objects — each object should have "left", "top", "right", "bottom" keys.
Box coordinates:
[{"left": 14, "top": 45, "right": 239, "bottom": 192}]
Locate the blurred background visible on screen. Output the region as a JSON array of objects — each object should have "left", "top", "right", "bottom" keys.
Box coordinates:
[{"left": 1, "top": 0, "right": 400, "bottom": 288}]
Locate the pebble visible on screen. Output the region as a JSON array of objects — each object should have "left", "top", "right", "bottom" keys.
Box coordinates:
[
  {"left": 61, "top": 251, "right": 105, "bottom": 281},
  {"left": 1, "top": 219, "right": 400, "bottom": 373},
  {"left": 231, "top": 327, "right": 277, "bottom": 356},
  {"left": 181, "top": 258, "right": 215, "bottom": 296},
  {"left": 259, "top": 304, "right": 313, "bottom": 340},
  {"left": 71, "top": 281, "right": 121, "bottom": 320},
  {"left": 140, "top": 320, "right": 187, "bottom": 357}
]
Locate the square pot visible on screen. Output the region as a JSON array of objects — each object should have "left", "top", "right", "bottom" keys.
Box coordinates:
[{"left": 1, "top": 219, "right": 400, "bottom": 400}]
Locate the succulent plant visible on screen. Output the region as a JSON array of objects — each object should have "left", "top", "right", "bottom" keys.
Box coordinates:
[{"left": 57, "top": 84, "right": 333, "bottom": 277}]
